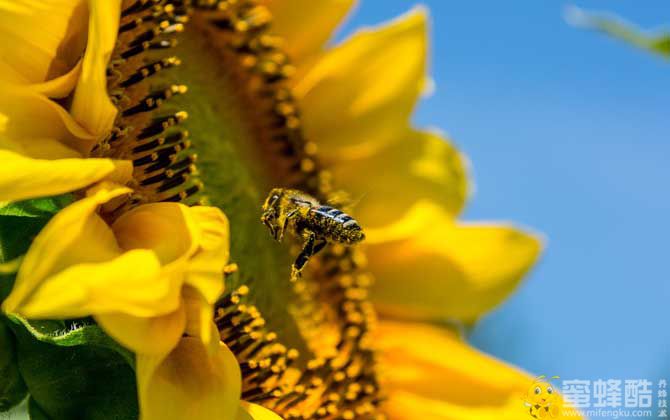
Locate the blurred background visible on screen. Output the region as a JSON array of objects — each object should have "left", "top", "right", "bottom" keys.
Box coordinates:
[{"left": 338, "top": 0, "right": 670, "bottom": 408}]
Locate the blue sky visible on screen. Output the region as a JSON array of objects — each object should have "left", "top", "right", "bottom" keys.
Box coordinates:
[{"left": 339, "top": 0, "right": 670, "bottom": 404}]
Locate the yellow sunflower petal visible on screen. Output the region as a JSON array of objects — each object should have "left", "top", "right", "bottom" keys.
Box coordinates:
[
  {"left": 0, "top": 0, "right": 87, "bottom": 86},
  {"left": 2, "top": 183, "right": 130, "bottom": 314},
  {"left": 385, "top": 390, "right": 536, "bottom": 420},
  {"left": 96, "top": 307, "right": 186, "bottom": 355},
  {"left": 0, "top": 85, "right": 97, "bottom": 155},
  {"left": 377, "top": 321, "right": 528, "bottom": 404},
  {"left": 367, "top": 202, "right": 543, "bottom": 323},
  {"left": 114, "top": 204, "right": 229, "bottom": 304},
  {"left": 332, "top": 130, "right": 469, "bottom": 228},
  {"left": 137, "top": 335, "right": 241, "bottom": 420},
  {"left": 13, "top": 249, "right": 166, "bottom": 319},
  {"left": 294, "top": 8, "right": 428, "bottom": 158},
  {"left": 188, "top": 205, "right": 231, "bottom": 254},
  {"left": 30, "top": 61, "right": 83, "bottom": 98},
  {"left": 0, "top": 150, "right": 132, "bottom": 203},
  {"left": 262, "top": 0, "right": 356, "bottom": 62},
  {"left": 377, "top": 321, "right": 581, "bottom": 420},
  {"left": 182, "top": 286, "right": 215, "bottom": 346},
  {"left": 184, "top": 206, "right": 230, "bottom": 304},
  {"left": 237, "top": 402, "right": 284, "bottom": 420},
  {"left": 70, "top": 0, "right": 121, "bottom": 137},
  {"left": 112, "top": 203, "right": 198, "bottom": 266}
]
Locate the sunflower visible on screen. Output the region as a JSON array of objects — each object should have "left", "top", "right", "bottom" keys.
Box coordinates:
[{"left": 1, "top": 1, "right": 579, "bottom": 419}]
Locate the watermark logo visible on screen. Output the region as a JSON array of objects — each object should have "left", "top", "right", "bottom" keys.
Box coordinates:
[
  {"left": 523, "top": 375, "right": 563, "bottom": 418},
  {"left": 523, "top": 377, "right": 668, "bottom": 418}
]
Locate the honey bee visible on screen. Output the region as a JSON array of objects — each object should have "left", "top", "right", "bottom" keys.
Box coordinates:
[{"left": 260, "top": 188, "right": 365, "bottom": 280}]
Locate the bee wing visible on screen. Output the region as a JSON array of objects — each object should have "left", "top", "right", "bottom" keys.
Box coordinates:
[{"left": 326, "top": 191, "right": 366, "bottom": 212}]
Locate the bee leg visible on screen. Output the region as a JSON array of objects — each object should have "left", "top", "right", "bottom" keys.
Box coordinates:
[
  {"left": 313, "top": 240, "right": 327, "bottom": 256},
  {"left": 291, "top": 230, "right": 317, "bottom": 281},
  {"left": 278, "top": 209, "right": 299, "bottom": 242}
]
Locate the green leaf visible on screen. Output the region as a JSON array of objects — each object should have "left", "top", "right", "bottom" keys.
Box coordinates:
[
  {"left": 6, "top": 315, "right": 134, "bottom": 367},
  {"left": 0, "top": 196, "right": 73, "bottom": 219},
  {"left": 29, "top": 398, "right": 50, "bottom": 420},
  {"left": 0, "top": 216, "right": 50, "bottom": 263},
  {"left": 10, "top": 322, "right": 139, "bottom": 420},
  {"left": 0, "top": 318, "right": 27, "bottom": 412},
  {"left": 0, "top": 195, "right": 72, "bottom": 264},
  {"left": 0, "top": 272, "right": 16, "bottom": 303}
]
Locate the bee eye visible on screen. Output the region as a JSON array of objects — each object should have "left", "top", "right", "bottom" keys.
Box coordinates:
[
  {"left": 535, "top": 387, "right": 541, "bottom": 395},
  {"left": 547, "top": 387, "right": 553, "bottom": 394}
]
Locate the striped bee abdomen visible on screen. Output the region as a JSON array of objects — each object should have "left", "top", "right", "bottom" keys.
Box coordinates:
[{"left": 308, "top": 205, "right": 365, "bottom": 244}]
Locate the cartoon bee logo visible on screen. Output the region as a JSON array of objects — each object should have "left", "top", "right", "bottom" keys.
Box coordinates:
[
  {"left": 523, "top": 375, "right": 562, "bottom": 418},
  {"left": 260, "top": 188, "right": 365, "bottom": 280}
]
